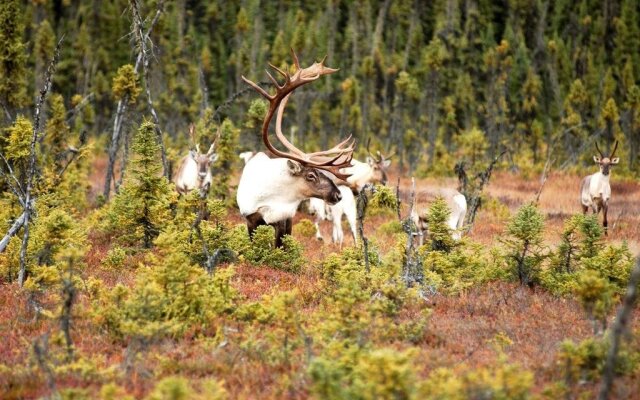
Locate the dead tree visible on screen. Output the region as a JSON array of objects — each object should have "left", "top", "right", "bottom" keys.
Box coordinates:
[
  {"left": 17, "top": 37, "right": 63, "bottom": 286},
  {"left": 103, "top": 0, "right": 165, "bottom": 199},
  {"left": 356, "top": 185, "right": 374, "bottom": 273},
  {"left": 455, "top": 150, "right": 506, "bottom": 231},
  {"left": 598, "top": 257, "right": 640, "bottom": 400},
  {"left": 130, "top": 0, "right": 169, "bottom": 177}
]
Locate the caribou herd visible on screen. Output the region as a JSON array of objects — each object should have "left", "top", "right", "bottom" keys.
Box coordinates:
[{"left": 173, "top": 51, "right": 622, "bottom": 248}]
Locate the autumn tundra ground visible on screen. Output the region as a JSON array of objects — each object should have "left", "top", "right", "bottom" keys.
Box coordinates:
[{"left": 2, "top": 167, "right": 640, "bottom": 399}]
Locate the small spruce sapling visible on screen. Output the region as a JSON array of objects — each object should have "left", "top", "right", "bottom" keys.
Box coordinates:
[
  {"left": 502, "top": 203, "right": 546, "bottom": 286},
  {"left": 104, "top": 120, "right": 174, "bottom": 247}
]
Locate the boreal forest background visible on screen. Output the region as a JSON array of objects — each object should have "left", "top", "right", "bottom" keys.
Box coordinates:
[{"left": 2, "top": 0, "right": 640, "bottom": 177}]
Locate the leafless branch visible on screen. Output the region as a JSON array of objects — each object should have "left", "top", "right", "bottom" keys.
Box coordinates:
[
  {"left": 0, "top": 212, "right": 26, "bottom": 253},
  {"left": 104, "top": 0, "right": 165, "bottom": 199},
  {"left": 0, "top": 151, "right": 25, "bottom": 205},
  {"left": 17, "top": 35, "right": 63, "bottom": 286},
  {"left": 598, "top": 257, "right": 640, "bottom": 400},
  {"left": 64, "top": 92, "right": 94, "bottom": 123},
  {"left": 534, "top": 152, "right": 555, "bottom": 205},
  {"left": 130, "top": 0, "right": 169, "bottom": 177}
]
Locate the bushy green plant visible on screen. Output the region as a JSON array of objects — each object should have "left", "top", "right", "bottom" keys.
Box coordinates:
[
  {"left": 501, "top": 203, "right": 546, "bottom": 286},
  {"left": 93, "top": 250, "right": 237, "bottom": 341},
  {"left": 209, "top": 118, "right": 239, "bottom": 201},
  {"left": 145, "top": 376, "right": 227, "bottom": 400},
  {"left": 367, "top": 185, "right": 399, "bottom": 216},
  {"left": 419, "top": 246, "right": 492, "bottom": 294},
  {"left": 239, "top": 225, "right": 304, "bottom": 273},
  {"left": 574, "top": 269, "right": 614, "bottom": 333},
  {"left": 103, "top": 120, "right": 175, "bottom": 247},
  {"left": 112, "top": 64, "right": 140, "bottom": 104},
  {"left": 418, "top": 362, "right": 534, "bottom": 400},
  {"left": 422, "top": 197, "right": 456, "bottom": 252},
  {"left": 377, "top": 220, "right": 403, "bottom": 235},
  {"left": 310, "top": 347, "right": 418, "bottom": 400},
  {"left": 558, "top": 336, "right": 639, "bottom": 385},
  {"left": 102, "top": 246, "right": 127, "bottom": 270},
  {"left": 293, "top": 218, "right": 316, "bottom": 238}
]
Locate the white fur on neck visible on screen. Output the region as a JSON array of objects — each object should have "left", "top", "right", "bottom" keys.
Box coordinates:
[
  {"left": 174, "top": 156, "right": 212, "bottom": 193},
  {"left": 589, "top": 171, "right": 612, "bottom": 202},
  {"left": 237, "top": 152, "right": 307, "bottom": 224}
]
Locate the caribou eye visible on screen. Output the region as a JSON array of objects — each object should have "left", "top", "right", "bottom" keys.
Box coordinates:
[{"left": 306, "top": 172, "right": 316, "bottom": 181}]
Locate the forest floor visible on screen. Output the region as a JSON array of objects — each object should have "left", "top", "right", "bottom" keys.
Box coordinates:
[{"left": 2, "top": 165, "right": 640, "bottom": 399}]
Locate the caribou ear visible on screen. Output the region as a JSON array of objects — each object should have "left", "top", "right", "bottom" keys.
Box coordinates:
[
  {"left": 382, "top": 159, "right": 391, "bottom": 168},
  {"left": 287, "top": 159, "right": 303, "bottom": 175},
  {"left": 593, "top": 155, "right": 601, "bottom": 163},
  {"left": 209, "top": 153, "right": 218, "bottom": 163},
  {"left": 366, "top": 156, "right": 376, "bottom": 166},
  {"left": 611, "top": 157, "right": 619, "bottom": 165},
  {"left": 190, "top": 150, "right": 198, "bottom": 160}
]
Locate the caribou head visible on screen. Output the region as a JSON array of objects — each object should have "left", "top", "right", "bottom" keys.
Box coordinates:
[
  {"left": 365, "top": 139, "right": 394, "bottom": 185},
  {"left": 593, "top": 140, "right": 619, "bottom": 176}
]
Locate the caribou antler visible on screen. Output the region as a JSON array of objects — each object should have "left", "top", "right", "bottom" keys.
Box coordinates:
[
  {"left": 366, "top": 138, "right": 395, "bottom": 162},
  {"left": 206, "top": 125, "right": 222, "bottom": 156},
  {"left": 595, "top": 141, "right": 604, "bottom": 158},
  {"left": 242, "top": 49, "right": 354, "bottom": 180},
  {"left": 610, "top": 140, "right": 619, "bottom": 158}
]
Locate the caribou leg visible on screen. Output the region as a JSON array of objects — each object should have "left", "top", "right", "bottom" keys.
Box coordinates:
[
  {"left": 603, "top": 203, "right": 609, "bottom": 236},
  {"left": 246, "top": 212, "right": 266, "bottom": 239},
  {"left": 273, "top": 218, "right": 293, "bottom": 248}
]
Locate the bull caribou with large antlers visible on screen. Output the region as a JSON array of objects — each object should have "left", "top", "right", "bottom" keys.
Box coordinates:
[
  {"left": 236, "top": 50, "right": 355, "bottom": 247},
  {"left": 580, "top": 140, "right": 620, "bottom": 235},
  {"left": 173, "top": 124, "right": 219, "bottom": 196}
]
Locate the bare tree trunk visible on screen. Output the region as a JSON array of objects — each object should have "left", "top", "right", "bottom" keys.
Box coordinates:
[
  {"left": 18, "top": 37, "right": 63, "bottom": 287},
  {"left": 0, "top": 212, "right": 26, "bottom": 254},
  {"left": 598, "top": 257, "right": 640, "bottom": 400},
  {"left": 427, "top": 71, "right": 439, "bottom": 166},
  {"left": 103, "top": 1, "right": 165, "bottom": 199},
  {"left": 131, "top": 0, "right": 169, "bottom": 178},
  {"left": 371, "top": 0, "right": 392, "bottom": 58}
]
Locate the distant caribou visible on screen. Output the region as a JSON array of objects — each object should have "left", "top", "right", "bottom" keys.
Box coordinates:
[
  {"left": 580, "top": 141, "right": 619, "bottom": 235},
  {"left": 173, "top": 125, "right": 219, "bottom": 196},
  {"left": 411, "top": 188, "right": 468, "bottom": 245},
  {"left": 236, "top": 51, "right": 355, "bottom": 247},
  {"left": 309, "top": 142, "right": 393, "bottom": 246}
]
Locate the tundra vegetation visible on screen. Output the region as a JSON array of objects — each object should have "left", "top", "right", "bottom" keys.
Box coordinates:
[{"left": 1, "top": 1, "right": 640, "bottom": 399}]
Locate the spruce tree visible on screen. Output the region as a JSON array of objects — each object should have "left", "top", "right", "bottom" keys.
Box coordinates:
[
  {"left": 105, "top": 120, "right": 174, "bottom": 248},
  {"left": 0, "top": 0, "right": 29, "bottom": 114},
  {"left": 501, "top": 203, "right": 546, "bottom": 286}
]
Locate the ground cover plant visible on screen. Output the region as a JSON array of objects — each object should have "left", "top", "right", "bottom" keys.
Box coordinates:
[{"left": 2, "top": 1, "right": 640, "bottom": 399}]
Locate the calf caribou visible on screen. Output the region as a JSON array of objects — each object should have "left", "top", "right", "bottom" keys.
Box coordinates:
[
  {"left": 309, "top": 143, "right": 393, "bottom": 246},
  {"left": 580, "top": 141, "right": 619, "bottom": 235},
  {"left": 236, "top": 51, "right": 355, "bottom": 247},
  {"left": 173, "top": 125, "right": 219, "bottom": 196},
  {"left": 411, "top": 188, "right": 468, "bottom": 245}
]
